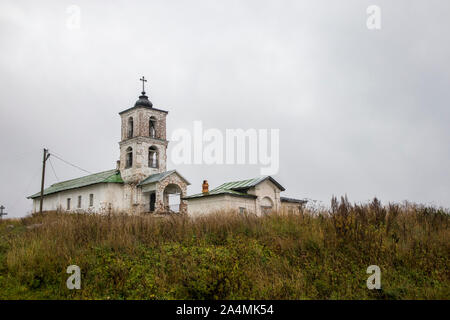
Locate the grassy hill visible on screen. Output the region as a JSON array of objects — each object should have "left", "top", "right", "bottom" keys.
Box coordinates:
[{"left": 0, "top": 197, "right": 448, "bottom": 299}]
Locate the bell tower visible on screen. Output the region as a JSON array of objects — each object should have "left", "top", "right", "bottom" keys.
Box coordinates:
[{"left": 118, "top": 77, "right": 169, "bottom": 183}]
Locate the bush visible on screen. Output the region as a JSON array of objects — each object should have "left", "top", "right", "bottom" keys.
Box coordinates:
[{"left": 0, "top": 198, "right": 448, "bottom": 299}]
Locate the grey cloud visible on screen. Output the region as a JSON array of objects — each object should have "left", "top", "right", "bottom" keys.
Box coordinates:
[{"left": 0, "top": 0, "right": 449, "bottom": 217}]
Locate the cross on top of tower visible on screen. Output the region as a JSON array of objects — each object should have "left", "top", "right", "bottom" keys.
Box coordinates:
[
  {"left": 140, "top": 76, "right": 148, "bottom": 95},
  {"left": 134, "top": 76, "right": 153, "bottom": 108}
]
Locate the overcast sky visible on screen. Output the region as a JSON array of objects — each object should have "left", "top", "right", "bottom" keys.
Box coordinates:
[{"left": 1, "top": 0, "right": 449, "bottom": 217}]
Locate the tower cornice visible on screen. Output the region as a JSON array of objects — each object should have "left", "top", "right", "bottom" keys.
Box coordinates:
[
  {"left": 119, "top": 136, "right": 169, "bottom": 146},
  {"left": 118, "top": 105, "right": 168, "bottom": 115}
]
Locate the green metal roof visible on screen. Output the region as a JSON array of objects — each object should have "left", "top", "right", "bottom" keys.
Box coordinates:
[
  {"left": 137, "top": 170, "right": 175, "bottom": 186},
  {"left": 214, "top": 176, "right": 285, "bottom": 192},
  {"left": 183, "top": 176, "right": 284, "bottom": 200},
  {"left": 183, "top": 188, "right": 256, "bottom": 200},
  {"left": 28, "top": 169, "right": 123, "bottom": 199},
  {"left": 137, "top": 170, "right": 191, "bottom": 186}
]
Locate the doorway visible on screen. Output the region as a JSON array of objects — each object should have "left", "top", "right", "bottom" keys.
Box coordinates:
[
  {"left": 163, "top": 184, "right": 182, "bottom": 213},
  {"left": 149, "top": 192, "right": 156, "bottom": 212}
]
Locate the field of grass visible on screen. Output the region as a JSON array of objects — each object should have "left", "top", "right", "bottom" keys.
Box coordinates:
[{"left": 0, "top": 197, "right": 448, "bottom": 300}]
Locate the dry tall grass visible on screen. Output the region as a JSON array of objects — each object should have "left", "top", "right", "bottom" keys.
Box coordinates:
[{"left": 0, "top": 197, "right": 448, "bottom": 299}]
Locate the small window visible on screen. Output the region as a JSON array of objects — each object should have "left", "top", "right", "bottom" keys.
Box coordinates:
[
  {"left": 67, "top": 198, "right": 71, "bottom": 210},
  {"left": 149, "top": 117, "right": 156, "bottom": 138},
  {"left": 127, "top": 117, "right": 134, "bottom": 138},
  {"left": 239, "top": 207, "right": 246, "bottom": 214},
  {"left": 78, "top": 196, "right": 82, "bottom": 208},
  {"left": 89, "top": 194, "right": 94, "bottom": 207},
  {"left": 126, "top": 147, "right": 133, "bottom": 168},
  {"left": 148, "top": 146, "right": 158, "bottom": 168}
]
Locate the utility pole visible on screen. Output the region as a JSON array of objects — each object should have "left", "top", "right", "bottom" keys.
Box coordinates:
[
  {"left": 0, "top": 205, "right": 7, "bottom": 219},
  {"left": 39, "top": 148, "right": 50, "bottom": 214}
]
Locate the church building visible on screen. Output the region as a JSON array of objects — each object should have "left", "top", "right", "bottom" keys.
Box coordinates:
[{"left": 28, "top": 79, "right": 305, "bottom": 215}]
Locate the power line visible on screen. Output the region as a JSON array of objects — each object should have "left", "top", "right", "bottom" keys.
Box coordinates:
[
  {"left": 48, "top": 157, "right": 59, "bottom": 181},
  {"left": 8, "top": 164, "right": 42, "bottom": 215},
  {"left": 49, "top": 152, "right": 92, "bottom": 175}
]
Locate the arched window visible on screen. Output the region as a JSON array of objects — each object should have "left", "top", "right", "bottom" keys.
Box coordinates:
[
  {"left": 149, "top": 117, "right": 156, "bottom": 138},
  {"left": 148, "top": 146, "right": 158, "bottom": 168},
  {"left": 126, "top": 147, "right": 133, "bottom": 168},
  {"left": 260, "top": 196, "right": 273, "bottom": 215},
  {"left": 127, "top": 117, "right": 134, "bottom": 138}
]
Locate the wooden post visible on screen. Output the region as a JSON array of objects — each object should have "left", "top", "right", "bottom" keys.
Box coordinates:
[
  {"left": 39, "top": 148, "right": 49, "bottom": 214},
  {"left": 0, "top": 205, "right": 7, "bottom": 219}
]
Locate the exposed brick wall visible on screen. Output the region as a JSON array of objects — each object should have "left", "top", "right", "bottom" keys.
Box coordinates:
[
  {"left": 119, "top": 137, "right": 168, "bottom": 183},
  {"left": 119, "top": 107, "right": 169, "bottom": 184},
  {"left": 116, "top": 105, "right": 187, "bottom": 215},
  {"left": 154, "top": 173, "right": 188, "bottom": 215},
  {"left": 137, "top": 110, "right": 167, "bottom": 140},
  {"left": 120, "top": 108, "right": 167, "bottom": 141}
]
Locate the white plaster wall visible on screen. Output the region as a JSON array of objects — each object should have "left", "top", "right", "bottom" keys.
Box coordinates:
[
  {"left": 246, "top": 179, "right": 281, "bottom": 215},
  {"left": 187, "top": 195, "right": 256, "bottom": 217},
  {"left": 186, "top": 180, "right": 284, "bottom": 217},
  {"left": 32, "top": 183, "right": 125, "bottom": 214},
  {"left": 106, "top": 183, "right": 127, "bottom": 212},
  {"left": 281, "top": 201, "right": 303, "bottom": 213}
]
